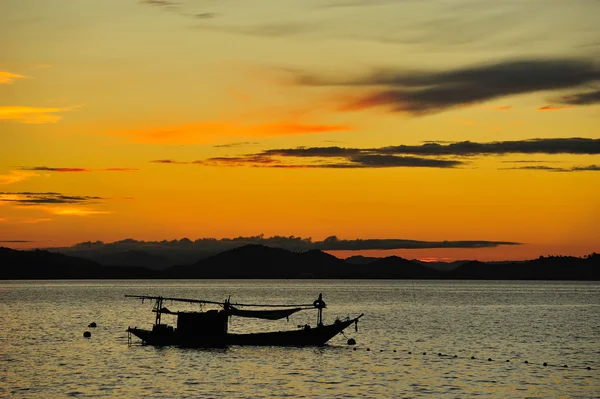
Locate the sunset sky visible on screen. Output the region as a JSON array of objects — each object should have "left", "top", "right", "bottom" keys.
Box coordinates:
[{"left": 1, "top": 0, "right": 599, "bottom": 261}]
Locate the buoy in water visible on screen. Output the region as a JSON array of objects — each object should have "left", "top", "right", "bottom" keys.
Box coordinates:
[
  {"left": 438, "top": 353, "right": 442, "bottom": 356},
  {"left": 506, "top": 359, "right": 510, "bottom": 362},
  {"left": 353, "top": 347, "right": 357, "bottom": 351},
  {"left": 453, "top": 355, "right": 457, "bottom": 358},
  {"left": 563, "top": 365, "right": 568, "bottom": 368},
  {"left": 83, "top": 331, "right": 91, "bottom": 338},
  {"left": 471, "top": 356, "right": 476, "bottom": 360},
  {"left": 543, "top": 362, "right": 548, "bottom": 367},
  {"left": 524, "top": 360, "right": 529, "bottom": 364},
  {"left": 88, "top": 322, "right": 97, "bottom": 328},
  {"left": 366, "top": 348, "right": 371, "bottom": 352},
  {"left": 488, "top": 358, "right": 493, "bottom": 361},
  {"left": 347, "top": 338, "right": 356, "bottom": 345},
  {"left": 393, "top": 350, "right": 396, "bottom": 353},
  {"left": 586, "top": 366, "right": 591, "bottom": 370},
  {"left": 423, "top": 352, "right": 426, "bottom": 355}
]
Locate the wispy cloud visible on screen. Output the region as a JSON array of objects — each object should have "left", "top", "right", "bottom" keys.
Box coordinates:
[
  {"left": 0, "top": 171, "right": 38, "bottom": 185},
  {"left": 150, "top": 159, "right": 192, "bottom": 165},
  {"left": 294, "top": 58, "right": 600, "bottom": 114},
  {"left": 0, "top": 192, "right": 125, "bottom": 217},
  {"left": 501, "top": 160, "right": 561, "bottom": 164},
  {"left": 537, "top": 105, "right": 573, "bottom": 111},
  {"left": 0, "top": 105, "right": 79, "bottom": 124},
  {"left": 19, "top": 166, "right": 138, "bottom": 173},
  {"left": 22, "top": 167, "right": 91, "bottom": 173},
  {"left": 140, "top": 0, "right": 220, "bottom": 20},
  {"left": 141, "top": 0, "right": 178, "bottom": 7},
  {"left": 214, "top": 141, "right": 260, "bottom": 148},
  {"left": 103, "top": 168, "right": 139, "bottom": 172},
  {"left": 0, "top": 71, "right": 26, "bottom": 84},
  {"left": 194, "top": 13, "right": 219, "bottom": 19}
]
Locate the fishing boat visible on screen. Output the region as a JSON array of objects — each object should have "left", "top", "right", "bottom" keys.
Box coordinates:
[{"left": 126, "top": 293, "right": 363, "bottom": 347}]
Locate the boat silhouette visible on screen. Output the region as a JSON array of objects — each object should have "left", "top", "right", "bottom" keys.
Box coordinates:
[{"left": 126, "top": 294, "right": 363, "bottom": 347}]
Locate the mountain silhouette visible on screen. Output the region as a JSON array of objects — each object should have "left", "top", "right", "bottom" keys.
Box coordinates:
[
  {"left": 0, "top": 247, "right": 155, "bottom": 279},
  {"left": 452, "top": 254, "right": 599, "bottom": 280},
  {"left": 168, "top": 245, "right": 349, "bottom": 278},
  {"left": 89, "top": 249, "right": 173, "bottom": 269},
  {"left": 1, "top": 245, "right": 598, "bottom": 280}
]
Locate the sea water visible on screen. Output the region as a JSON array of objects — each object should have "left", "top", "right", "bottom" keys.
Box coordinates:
[{"left": 1, "top": 280, "right": 598, "bottom": 398}]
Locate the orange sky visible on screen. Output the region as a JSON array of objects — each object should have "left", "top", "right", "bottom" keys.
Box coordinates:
[{"left": 1, "top": 0, "right": 599, "bottom": 261}]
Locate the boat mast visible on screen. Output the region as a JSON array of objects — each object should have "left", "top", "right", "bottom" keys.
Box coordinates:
[{"left": 154, "top": 297, "right": 163, "bottom": 326}]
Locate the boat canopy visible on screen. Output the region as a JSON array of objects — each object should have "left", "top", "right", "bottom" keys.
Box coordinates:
[{"left": 227, "top": 305, "right": 304, "bottom": 320}]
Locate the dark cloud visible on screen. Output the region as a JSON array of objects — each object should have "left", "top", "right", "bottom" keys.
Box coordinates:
[
  {"left": 264, "top": 138, "right": 600, "bottom": 158},
  {"left": 0, "top": 240, "right": 33, "bottom": 243},
  {"left": 295, "top": 58, "right": 600, "bottom": 114},
  {"left": 0, "top": 192, "right": 104, "bottom": 205},
  {"left": 501, "top": 164, "right": 600, "bottom": 172},
  {"left": 199, "top": 156, "right": 280, "bottom": 166},
  {"left": 560, "top": 90, "right": 600, "bottom": 105},
  {"left": 501, "top": 160, "right": 561, "bottom": 164},
  {"left": 348, "top": 154, "right": 461, "bottom": 168},
  {"left": 379, "top": 138, "right": 600, "bottom": 156},
  {"left": 155, "top": 137, "right": 599, "bottom": 169},
  {"left": 200, "top": 154, "right": 462, "bottom": 169},
  {"left": 57, "top": 235, "right": 520, "bottom": 256},
  {"left": 312, "top": 236, "right": 520, "bottom": 250},
  {"left": 150, "top": 159, "right": 190, "bottom": 164},
  {"left": 571, "top": 165, "right": 600, "bottom": 172},
  {"left": 22, "top": 167, "right": 91, "bottom": 172},
  {"left": 263, "top": 146, "right": 362, "bottom": 158}
]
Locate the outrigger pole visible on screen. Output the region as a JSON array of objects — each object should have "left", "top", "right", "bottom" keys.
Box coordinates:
[{"left": 124, "top": 294, "right": 316, "bottom": 308}]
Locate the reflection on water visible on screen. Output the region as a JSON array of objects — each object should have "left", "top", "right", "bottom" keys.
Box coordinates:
[{"left": 1, "top": 280, "right": 598, "bottom": 398}]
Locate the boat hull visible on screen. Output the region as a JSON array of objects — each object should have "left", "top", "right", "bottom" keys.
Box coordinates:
[{"left": 127, "top": 316, "right": 361, "bottom": 348}]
